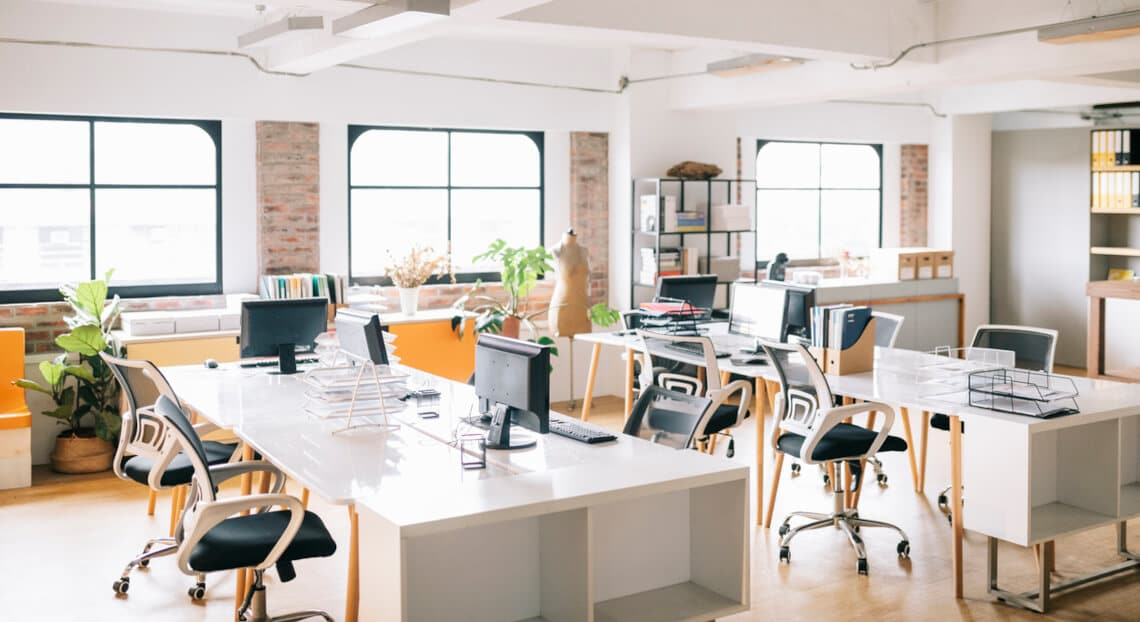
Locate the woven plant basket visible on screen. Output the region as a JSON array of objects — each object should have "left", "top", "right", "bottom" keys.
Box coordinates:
[{"left": 50, "top": 432, "right": 114, "bottom": 474}]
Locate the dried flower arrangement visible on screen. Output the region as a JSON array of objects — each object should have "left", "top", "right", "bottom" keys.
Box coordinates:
[{"left": 383, "top": 244, "right": 453, "bottom": 288}]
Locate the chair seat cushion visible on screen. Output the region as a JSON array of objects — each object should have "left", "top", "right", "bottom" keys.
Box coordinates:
[
  {"left": 122, "top": 441, "right": 237, "bottom": 487},
  {"left": 777, "top": 423, "right": 907, "bottom": 462},
  {"left": 705, "top": 403, "right": 750, "bottom": 436},
  {"left": 188, "top": 509, "right": 337, "bottom": 572}
]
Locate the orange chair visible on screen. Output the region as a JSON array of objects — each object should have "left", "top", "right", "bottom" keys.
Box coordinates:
[{"left": 0, "top": 328, "right": 33, "bottom": 489}]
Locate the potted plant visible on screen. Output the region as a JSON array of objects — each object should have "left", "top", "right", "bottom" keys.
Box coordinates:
[
  {"left": 14, "top": 271, "right": 123, "bottom": 473},
  {"left": 384, "top": 244, "right": 451, "bottom": 316}
]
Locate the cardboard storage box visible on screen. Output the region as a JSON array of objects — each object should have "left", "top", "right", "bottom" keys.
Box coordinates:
[
  {"left": 916, "top": 252, "right": 936, "bottom": 279},
  {"left": 710, "top": 204, "right": 752, "bottom": 231},
  {"left": 934, "top": 250, "right": 955, "bottom": 278},
  {"left": 871, "top": 247, "right": 954, "bottom": 281},
  {"left": 700, "top": 255, "right": 741, "bottom": 284}
]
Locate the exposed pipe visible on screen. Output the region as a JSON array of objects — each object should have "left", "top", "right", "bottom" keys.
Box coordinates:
[
  {"left": 829, "top": 99, "right": 948, "bottom": 118},
  {"left": 851, "top": 7, "right": 1140, "bottom": 71}
]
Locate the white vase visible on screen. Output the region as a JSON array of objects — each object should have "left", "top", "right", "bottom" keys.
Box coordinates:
[{"left": 398, "top": 287, "right": 420, "bottom": 316}]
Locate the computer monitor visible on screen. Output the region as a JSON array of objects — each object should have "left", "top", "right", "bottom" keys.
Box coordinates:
[
  {"left": 333, "top": 309, "right": 388, "bottom": 366},
  {"left": 240, "top": 298, "right": 328, "bottom": 374},
  {"left": 760, "top": 280, "right": 815, "bottom": 342},
  {"left": 656, "top": 274, "right": 717, "bottom": 310},
  {"left": 475, "top": 333, "right": 550, "bottom": 450},
  {"left": 728, "top": 284, "right": 786, "bottom": 340}
]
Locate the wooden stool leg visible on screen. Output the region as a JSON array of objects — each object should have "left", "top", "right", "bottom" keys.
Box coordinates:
[
  {"left": 147, "top": 490, "right": 157, "bottom": 516},
  {"left": 765, "top": 453, "right": 784, "bottom": 529}
]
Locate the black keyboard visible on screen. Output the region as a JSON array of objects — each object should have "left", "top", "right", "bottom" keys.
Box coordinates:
[
  {"left": 548, "top": 416, "right": 617, "bottom": 444},
  {"left": 239, "top": 355, "right": 320, "bottom": 368}
]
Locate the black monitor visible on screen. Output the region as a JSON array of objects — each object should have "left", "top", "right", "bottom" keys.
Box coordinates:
[
  {"left": 657, "top": 275, "right": 717, "bottom": 310},
  {"left": 240, "top": 298, "right": 328, "bottom": 374},
  {"left": 760, "top": 280, "right": 815, "bottom": 342},
  {"left": 474, "top": 333, "right": 550, "bottom": 450}
]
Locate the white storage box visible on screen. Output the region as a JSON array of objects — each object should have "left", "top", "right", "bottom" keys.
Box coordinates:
[
  {"left": 120, "top": 312, "right": 176, "bottom": 336},
  {"left": 710, "top": 204, "right": 752, "bottom": 231},
  {"left": 219, "top": 311, "right": 241, "bottom": 331},
  {"left": 700, "top": 255, "right": 741, "bottom": 284},
  {"left": 174, "top": 311, "right": 220, "bottom": 334}
]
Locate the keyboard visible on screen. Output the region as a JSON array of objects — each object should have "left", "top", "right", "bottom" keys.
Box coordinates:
[
  {"left": 548, "top": 415, "right": 617, "bottom": 444},
  {"left": 239, "top": 355, "right": 320, "bottom": 368}
]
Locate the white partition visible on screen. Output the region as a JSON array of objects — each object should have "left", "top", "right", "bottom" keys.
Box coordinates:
[{"left": 1120, "top": 415, "right": 1140, "bottom": 517}]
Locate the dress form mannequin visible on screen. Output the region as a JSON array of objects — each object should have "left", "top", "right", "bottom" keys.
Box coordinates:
[{"left": 549, "top": 229, "right": 592, "bottom": 409}]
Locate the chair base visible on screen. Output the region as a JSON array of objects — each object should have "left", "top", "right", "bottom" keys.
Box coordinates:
[
  {"left": 937, "top": 485, "right": 964, "bottom": 525},
  {"left": 113, "top": 537, "right": 206, "bottom": 599},
  {"left": 238, "top": 570, "right": 334, "bottom": 622},
  {"left": 777, "top": 462, "right": 910, "bottom": 575}
]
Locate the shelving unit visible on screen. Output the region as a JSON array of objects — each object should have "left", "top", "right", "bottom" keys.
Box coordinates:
[
  {"left": 631, "top": 178, "right": 757, "bottom": 310},
  {"left": 1088, "top": 128, "right": 1140, "bottom": 280}
]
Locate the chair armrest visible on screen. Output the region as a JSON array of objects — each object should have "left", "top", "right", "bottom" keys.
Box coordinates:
[
  {"left": 706, "top": 379, "right": 753, "bottom": 434},
  {"left": 191, "top": 420, "right": 220, "bottom": 436},
  {"left": 177, "top": 493, "right": 306, "bottom": 575},
  {"left": 208, "top": 460, "right": 286, "bottom": 494},
  {"left": 799, "top": 401, "right": 896, "bottom": 465}
]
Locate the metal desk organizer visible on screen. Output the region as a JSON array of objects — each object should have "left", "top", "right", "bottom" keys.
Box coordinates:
[{"left": 967, "top": 368, "right": 1080, "bottom": 418}]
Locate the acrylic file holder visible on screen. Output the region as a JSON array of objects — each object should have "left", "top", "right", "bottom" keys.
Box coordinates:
[
  {"left": 302, "top": 353, "right": 407, "bottom": 433},
  {"left": 967, "top": 368, "right": 1080, "bottom": 418}
]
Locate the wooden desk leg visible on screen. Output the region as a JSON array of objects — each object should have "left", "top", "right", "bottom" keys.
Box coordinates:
[
  {"left": 147, "top": 490, "right": 157, "bottom": 516},
  {"left": 623, "top": 348, "right": 635, "bottom": 422},
  {"left": 919, "top": 411, "right": 930, "bottom": 493},
  {"left": 235, "top": 444, "right": 255, "bottom": 620},
  {"left": 899, "top": 408, "right": 920, "bottom": 492},
  {"left": 346, "top": 504, "right": 360, "bottom": 622},
  {"left": 755, "top": 377, "right": 766, "bottom": 527},
  {"left": 581, "top": 342, "right": 602, "bottom": 422},
  {"left": 765, "top": 380, "right": 779, "bottom": 415},
  {"left": 301, "top": 487, "right": 310, "bottom": 509},
  {"left": 765, "top": 453, "right": 783, "bottom": 529},
  {"left": 949, "top": 414, "right": 964, "bottom": 599}
]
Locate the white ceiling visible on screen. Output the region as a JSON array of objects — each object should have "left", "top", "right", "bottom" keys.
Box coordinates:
[{"left": 12, "top": 0, "right": 1140, "bottom": 116}]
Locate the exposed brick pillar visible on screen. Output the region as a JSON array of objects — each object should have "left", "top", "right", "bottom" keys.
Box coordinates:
[
  {"left": 900, "top": 144, "right": 929, "bottom": 247},
  {"left": 256, "top": 121, "right": 320, "bottom": 275},
  {"left": 569, "top": 132, "right": 609, "bottom": 306}
]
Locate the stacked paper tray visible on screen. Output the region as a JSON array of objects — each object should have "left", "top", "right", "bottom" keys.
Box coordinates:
[
  {"left": 302, "top": 365, "right": 409, "bottom": 420},
  {"left": 875, "top": 347, "right": 1016, "bottom": 402}
]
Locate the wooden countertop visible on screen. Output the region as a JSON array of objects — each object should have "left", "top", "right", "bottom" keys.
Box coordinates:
[{"left": 1088, "top": 279, "right": 1140, "bottom": 299}]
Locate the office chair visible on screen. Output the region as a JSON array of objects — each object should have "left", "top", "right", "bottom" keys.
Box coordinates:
[
  {"left": 623, "top": 385, "right": 714, "bottom": 450},
  {"left": 870, "top": 311, "right": 905, "bottom": 348},
  {"left": 927, "top": 324, "right": 1057, "bottom": 523},
  {"left": 154, "top": 395, "right": 337, "bottom": 622},
  {"left": 101, "top": 353, "right": 241, "bottom": 599},
  {"left": 636, "top": 331, "right": 753, "bottom": 457},
  {"left": 761, "top": 340, "right": 910, "bottom": 575}
]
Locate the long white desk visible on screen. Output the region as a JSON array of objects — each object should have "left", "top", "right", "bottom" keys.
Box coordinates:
[
  {"left": 575, "top": 327, "right": 1140, "bottom": 612},
  {"left": 163, "top": 362, "right": 751, "bottom": 622}
]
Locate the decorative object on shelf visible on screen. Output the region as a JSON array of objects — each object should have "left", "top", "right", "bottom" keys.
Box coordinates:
[
  {"left": 1108, "top": 268, "right": 1135, "bottom": 281},
  {"left": 384, "top": 244, "right": 452, "bottom": 316},
  {"left": 450, "top": 239, "right": 555, "bottom": 340},
  {"left": 666, "top": 161, "right": 722, "bottom": 180},
  {"left": 15, "top": 271, "right": 123, "bottom": 473},
  {"left": 766, "top": 252, "right": 789, "bottom": 281}
]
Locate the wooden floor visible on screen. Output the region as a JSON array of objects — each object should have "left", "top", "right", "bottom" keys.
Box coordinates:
[{"left": 4, "top": 392, "right": 1140, "bottom": 621}]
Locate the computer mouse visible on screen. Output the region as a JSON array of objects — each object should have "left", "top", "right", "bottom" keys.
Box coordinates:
[{"left": 204, "top": 358, "right": 219, "bottom": 369}]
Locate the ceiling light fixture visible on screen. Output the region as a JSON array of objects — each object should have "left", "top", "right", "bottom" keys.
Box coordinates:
[
  {"left": 706, "top": 53, "right": 804, "bottom": 78},
  {"left": 332, "top": 0, "right": 450, "bottom": 39},
  {"left": 1038, "top": 11, "right": 1140, "bottom": 44},
  {"left": 237, "top": 15, "right": 325, "bottom": 49}
]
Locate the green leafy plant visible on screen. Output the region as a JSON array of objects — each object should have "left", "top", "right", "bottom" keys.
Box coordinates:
[
  {"left": 451, "top": 239, "right": 555, "bottom": 340},
  {"left": 588, "top": 302, "right": 622, "bottom": 328},
  {"left": 14, "top": 271, "right": 123, "bottom": 442}
]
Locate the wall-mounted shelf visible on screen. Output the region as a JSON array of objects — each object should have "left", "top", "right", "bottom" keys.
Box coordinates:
[
  {"left": 1091, "top": 246, "right": 1140, "bottom": 257},
  {"left": 1091, "top": 208, "right": 1140, "bottom": 215},
  {"left": 1093, "top": 165, "right": 1140, "bottom": 173}
]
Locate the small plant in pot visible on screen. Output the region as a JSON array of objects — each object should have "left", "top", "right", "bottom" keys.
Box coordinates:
[
  {"left": 14, "top": 271, "right": 123, "bottom": 473},
  {"left": 384, "top": 244, "right": 452, "bottom": 316}
]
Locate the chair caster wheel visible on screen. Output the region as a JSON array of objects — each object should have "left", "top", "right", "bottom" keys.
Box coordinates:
[
  {"left": 188, "top": 583, "right": 206, "bottom": 600},
  {"left": 113, "top": 578, "right": 130, "bottom": 595},
  {"left": 937, "top": 493, "right": 948, "bottom": 507},
  {"left": 778, "top": 523, "right": 790, "bottom": 537},
  {"left": 857, "top": 558, "right": 868, "bottom": 575},
  {"left": 790, "top": 463, "right": 801, "bottom": 477},
  {"left": 897, "top": 541, "right": 910, "bottom": 559},
  {"left": 877, "top": 473, "right": 888, "bottom": 487},
  {"left": 822, "top": 472, "right": 831, "bottom": 486},
  {"left": 139, "top": 559, "right": 150, "bottom": 568},
  {"left": 779, "top": 546, "right": 791, "bottom": 563},
  {"left": 946, "top": 513, "right": 954, "bottom": 525}
]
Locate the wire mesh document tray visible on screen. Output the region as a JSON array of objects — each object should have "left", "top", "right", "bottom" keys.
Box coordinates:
[{"left": 967, "top": 368, "right": 1080, "bottom": 418}]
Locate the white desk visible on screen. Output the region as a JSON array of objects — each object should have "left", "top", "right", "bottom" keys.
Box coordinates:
[
  {"left": 163, "top": 363, "right": 751, "bottom": 622},
  {"left": 575, "top": 329, "right": 1140, "bottom": 612}
]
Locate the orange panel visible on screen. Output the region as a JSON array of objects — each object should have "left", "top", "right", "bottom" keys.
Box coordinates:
[
  {"left": 0, "top": 328, "right": 31, "bottom": 419},
  {"left": 389, "top": 319, "right": 475, "bottom": 383},
  {"left": 125, "top": 336, "right": 241, "bottom": 368}
]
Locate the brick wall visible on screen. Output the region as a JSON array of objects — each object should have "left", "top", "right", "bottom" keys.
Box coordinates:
[
  {"left": 257, "top": 121, "right": 320, "bottom": 275},
  {"left": 569, "top": 132, "right": 609, "bottom": 306},
  {"left": 900, "top": 144, "right": 929, "bottom": 247}
]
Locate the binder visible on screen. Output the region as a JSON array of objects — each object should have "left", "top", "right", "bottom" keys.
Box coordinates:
[
  {"left": 1092, "top": 172, "right": 1099, "bottom": 209},
  {"left": 1134, "top": 172, "right": 1139, "bottom": 208},
  {"left": 834, "top": 307, "right": 872, "bottom": 350},
  {"left": 1125, "top": 130, "right": 1132, "bottom": 165}
]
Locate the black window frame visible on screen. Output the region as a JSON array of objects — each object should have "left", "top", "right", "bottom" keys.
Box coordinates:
[
  {"left": 755, "top": 139, "right": 883, "bottom": 266},
  {"left": 0, "top": 112, "right": 223, "bottom": 304},
  {"left": 347, "top": 125, "right": 545, "bottom": 286}
]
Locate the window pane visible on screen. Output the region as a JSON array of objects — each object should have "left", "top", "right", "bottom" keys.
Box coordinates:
[
  {"left": 0, "top": 119, "right": 89, "bottom": 184},
  {"left": 451, "top": 133, "right": 540, "bottom": 187},
  {"left": 821, "top": 144, "right": 880, "bottom": 189},
  {"left": 0, "top": 189, "right": 90, "bottom": 288},
  {"left": 94, "top": 122, "right": 216, "bottom": 185},
  {"left": 756, "top": 190, "right": 819, "bottom": 261},
  {"left": 756, "top": 142, "right": 819, "bottom": 189},
  {"left": 94, "top": 189, "right": 216, "bottom": 284},
  {"left": 820, "top": 190, "right": 879, "bottom": 257},
  {"left": 451, "top": 190, "right": 541, "bottom": 271},
  {"left": 350, "top": 130, "right": 448, "bottom": 187},
  {"left": 350, "top": 189, "right": 448, "bottom": 278}
]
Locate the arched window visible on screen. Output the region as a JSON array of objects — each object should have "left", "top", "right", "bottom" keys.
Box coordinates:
[
  {"left": 756, "top": 140, "right": 881, "bottom": 263},
  {"left": 348, "top": 126, "right": 544, "bottom": 283}
]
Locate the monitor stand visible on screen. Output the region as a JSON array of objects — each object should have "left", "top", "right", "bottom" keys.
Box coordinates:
[
  {"left": 276, "top": 343, "right": 298, "bottom": 375},
  {"left": 484, "top": 403, "right": 537, "bottom": 450}
]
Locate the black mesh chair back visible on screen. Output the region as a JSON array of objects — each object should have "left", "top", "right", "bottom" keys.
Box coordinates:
[
  {"left": 101, "top": 353, "right": 184, "bottom": 481},
  {"left": 761, "top": 340, "right": 834, "bottom": 427},
  {"left": 972, "top": 325, "right": 1057, "bottom": 372},
  {"left": 623, "top": 386, "right": 713, "bottom": 449},
  {"left": 154, "top": 396, "right": 217, "bottom": 501}
]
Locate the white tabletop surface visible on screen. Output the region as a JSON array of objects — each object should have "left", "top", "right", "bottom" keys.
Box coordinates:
[{"left": 161, "top": 362, "right": 749, "bottom": 532}]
